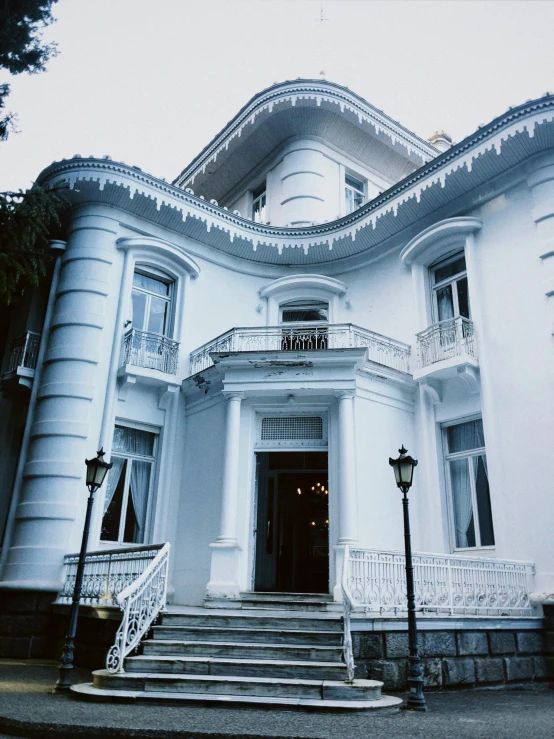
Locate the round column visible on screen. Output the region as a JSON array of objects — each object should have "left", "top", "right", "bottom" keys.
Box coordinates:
[
  {"left": 217, "top": 392, "right": 244, "bottom": 544},
  {"left": 336, "top": 390, "right": 359, "bottom": 545},
  {"left": 1, "top": 210, "right": 118, "bottom": 590},
  {"left": 527, "top": 153, "right": 554, "bottom": 334}
]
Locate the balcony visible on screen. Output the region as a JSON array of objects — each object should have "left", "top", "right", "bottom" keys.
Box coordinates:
[
  {"left": 414, "top": 316, "right": 478, "bottom": 382},
  {"left": 1, "top": 331, "right": 41, "bottom": 395},
  {"left": 189, "top": 323, "right": 411, "bottom": 376},
  {"left": 118, "top": 329, "right": 181, "bottom": 404}
]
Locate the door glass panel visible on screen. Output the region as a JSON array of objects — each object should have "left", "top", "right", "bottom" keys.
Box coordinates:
[
  {"left": 123, "top": 460, "right": 151, "bottom": 544},
  {"left": 449, "top": 458, "right": 476, "bottom": 548},
  {"left": 101, "top": 460, "right": 127, "bottom": 541},
  {"left": 131, "top": 290, "right": 147, "bottom": 331},
  {"left": 147, "top": 296, "right": 169, "bottom": 335},
  {"left": 457, "top": 276, "right": 470, "bottom": 319},
  {"left": 436, "top": 284, "right": 454, "bottom": 321},
  {"left": 475, "top": 455, "right": 494, "bottom": 546}
]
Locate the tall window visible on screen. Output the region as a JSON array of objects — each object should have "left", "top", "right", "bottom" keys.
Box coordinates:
[
  {"left": 432, "top": 253, "right": 470, "bottom": 322},
  {"left": 101, "top": 425, "right": 158, "bottom": 545},
  {"left": 252, "top": 184, "right": 267, "bottom": 224},
  {"left": 131, "top": 271, "right": 173, "bottom": 337},
  {"left": 344, "top": 174, "right": 365, "bottom": 215},
  {"left": 443, "top": 418, "right": 494, "bottom": 549}
]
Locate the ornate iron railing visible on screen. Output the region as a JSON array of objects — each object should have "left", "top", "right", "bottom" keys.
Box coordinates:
[
  {"left": 341, "top": 545, "right": 356, "bottom": 682},
  {"left": 6, "top": 332, "right": 41, "bottom": 373},
  {"left": 122, "top": 329, "right": 179, "bottom": 375},
  {"left": 343, "top": 547, "right": 535, "bottom": 618},
  {"left": 55, "top": 544, "right": 165, "bottom": 607},
  {"left": 106, "top": 542, "right": 170, "bottom": 673},
  {"left": 416, "top": 316, "right": 476, "bottom": 369},
  {"left": 189, "top": 324, "right": 411, "bottom": 375}
]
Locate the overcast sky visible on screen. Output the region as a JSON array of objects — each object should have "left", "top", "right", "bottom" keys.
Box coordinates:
[{"left": 1, "top": 0, "right": 553, "bottom": 192}]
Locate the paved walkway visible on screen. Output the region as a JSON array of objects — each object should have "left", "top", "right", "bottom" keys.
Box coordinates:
[{"left": 0, "top": 659, "right": 552, "bottom": 739}]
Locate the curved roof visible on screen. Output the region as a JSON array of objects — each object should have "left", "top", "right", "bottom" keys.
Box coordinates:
[
  {"left": 172, "top": 79, "right": 439, "bottom": 201},
  {"left": 37, "top": 92, "right": 554, "bottom": 268}
]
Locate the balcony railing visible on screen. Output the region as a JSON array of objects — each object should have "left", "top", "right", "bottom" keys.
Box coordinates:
[
  {"left": 122, "top": 329, "right": 179, "bottom": 375},
  {"left": 5, "top": 331, "right": 41, "bottom": 373},
  {"left": 343, "top": 547, "right": 535, "bottom": 618},
  {"left": 190, "top": 323, "right": 411, "bottom": 375},
  {"left": 417, "top": 316, "right": 476, "bottom": 369},
  {"left": 55, "top": 544, "right": 165, "bottom": 607}
]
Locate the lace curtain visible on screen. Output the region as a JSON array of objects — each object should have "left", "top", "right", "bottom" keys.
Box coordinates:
[{"left": 128, "top": 461, "right": 151, "bottom": 543}]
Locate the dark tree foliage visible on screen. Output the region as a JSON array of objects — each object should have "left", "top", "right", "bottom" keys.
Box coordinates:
[
  {"left": 0, "top": 0, "right": 59, "bottom": 139},
  {"left": 0, "top": 185, "right": 68, "bottom": 305},
  {"left": 0, "top": 0, "right": 63, "bottom": 303}
]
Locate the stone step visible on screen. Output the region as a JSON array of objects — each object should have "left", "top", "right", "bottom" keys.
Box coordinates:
[
  {"left": 142, "top": 639, "right": 344, "bottom": 662},
  {"left": 72, "top": 681, "right": 402, "bottom": 712},
  {"left": 239, "top": 593, "right": 339, "bottom": 612},
  {"left": 160, "top": 610, "right": 342, "bottom": 632},
  {"left": 92, "top": 669, "right": 386, "bottom": 703},
  {"left": 125, "top": 654, "right": 347, "bottom": 680},
  {"left": 152, "top": 624, "right": 343, "bottom": 646}
]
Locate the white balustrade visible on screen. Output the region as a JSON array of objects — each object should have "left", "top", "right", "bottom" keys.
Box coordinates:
[
  {"left": 5, "top": 331, "right": 41, "bottom": 373},
  {"left": 189, "top": 323, "right": 411, "bottom": 375},
  {"left": 106, "top": 543, "right": 170, "bottom": 673},
  {"left": 55, "top": 544, "right": 164, "bottom": 607},
  {"left": 416, "top": 316, "right": 476, "bottom": 369},
  {"left": 122, "top": 329, "right": 179, "bottom": 375},
  {"left": 343, "top": 547, "right": 535, "bottom": 618}
]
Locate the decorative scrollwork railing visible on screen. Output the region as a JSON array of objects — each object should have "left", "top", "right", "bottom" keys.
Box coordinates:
[
  {"left": 106, "top": 542, "right": 170, "bottom": 674},
  {"left": 55, "top": 544, "right": 165, "bottom": 607},
  {"left": 189, "top": 323, "right": 411, "bottom": 376},
  {"left": 416, "top": 316, "right": 476, "bottom": 369},
  {"left": 6, "top": 331, "right": 41, "bottom": 373},
  {"left": 341, "top": 545, "right": 356, "bottom": 683},
  {"left": 122, "top": 329, "right": 179, "bottom": 375},
  {"left": 343, "top": 547, "right": 535, "bottom": 618}
]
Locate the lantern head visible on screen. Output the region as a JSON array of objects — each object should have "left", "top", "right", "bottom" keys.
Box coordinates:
[
  {"left": 389, "top": 445, "right": 418, "bottom": 493},
  {"left": 85, "top": 448, "right": 113, "bottom": 493}
]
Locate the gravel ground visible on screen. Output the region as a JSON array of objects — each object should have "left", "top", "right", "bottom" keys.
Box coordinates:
[{"left": 0, "top": 659, "right": 552, "bottom": 739}]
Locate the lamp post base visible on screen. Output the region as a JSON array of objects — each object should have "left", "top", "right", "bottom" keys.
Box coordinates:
[{"left": 406, "top": 655, "right": 427, "bottom": 711}]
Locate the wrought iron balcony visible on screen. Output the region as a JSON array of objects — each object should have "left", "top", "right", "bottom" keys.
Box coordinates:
[
  {"left": 416, "top": 316, "right": 476, "bottom": 369},
  {"left": 122, "top": 329, "right": 179, "bottom": 375},
  {"left": 189, "top": 323, "right": 411, "bottom": 376},
  {"left": 5, "top": 331, "right": 41, "bottom": 373}
]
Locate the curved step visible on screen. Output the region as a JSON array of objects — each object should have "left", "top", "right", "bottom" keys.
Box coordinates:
[
  {"left": 125, "top": 654, "right": 347, "bottom": 680},
  {"left": 91, "top": 669, "right": 391, "bottom": 703},
  {"left": 142, "top": 639, "right": 343, "bottom": 662},
  {"left": 72, "top": 681, "right": 403, "bottom": 711}
]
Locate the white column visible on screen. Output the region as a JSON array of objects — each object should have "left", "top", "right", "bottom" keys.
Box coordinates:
[
  {"left": 206, "top": 391, "right": 244, "bottom": 599},
  {"left": 337, "top": 391, "right": 358, "bottom": 545}
]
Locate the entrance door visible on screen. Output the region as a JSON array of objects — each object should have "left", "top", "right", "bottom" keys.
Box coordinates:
[{"left": 254, "top": 451, "right": 329, "bottom": 593}]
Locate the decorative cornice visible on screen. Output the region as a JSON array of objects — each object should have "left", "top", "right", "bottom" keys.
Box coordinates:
[
  {"left": 36, "top": 93, "right": 554, "bottom": 265},
  {"left": 260, "top": 274, "right": 347, "bottom": 298},
  {"left": 173, "top": 79, "right": 438, "bottom": 187},
  {"left": 400, "top": 217, "right": 483, "bottom": 266}
]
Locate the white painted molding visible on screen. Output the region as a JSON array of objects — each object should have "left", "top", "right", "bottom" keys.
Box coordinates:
[
  {"left": 260, "top": 274, "right": 347, "bottom": 298},
  {"left": 117, "top": 237, "right": 200, "bottom": 278},
  {"left": 420, "top": 379, "right": 442, "bottom": 405},
  {"left": 400, "top": 217, "right": 483, "bottom": 266}
]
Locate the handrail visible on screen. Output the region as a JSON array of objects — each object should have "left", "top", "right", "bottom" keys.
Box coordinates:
[
  {"left": 106, "top": 542, "right": 170, "bottom": 673},
  {"left": 341, "top": 544, "right": 355, "bottom": 682}
]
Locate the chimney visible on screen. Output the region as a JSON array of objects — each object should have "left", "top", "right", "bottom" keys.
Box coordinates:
[{"left": 428, "top": 130, "right": 453, "bottom": 153}]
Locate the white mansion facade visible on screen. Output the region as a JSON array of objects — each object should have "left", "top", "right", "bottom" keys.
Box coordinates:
[{"left": 0, "top": 79, "right": 553, "bottom": 618}]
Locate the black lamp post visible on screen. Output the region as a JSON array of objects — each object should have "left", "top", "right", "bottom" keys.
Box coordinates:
[
  {"left": 56, "top": 448, "right": 112, "bottom": 692},
  {"left": 389, "top": 445, "right": 427, "bottom": 712}
]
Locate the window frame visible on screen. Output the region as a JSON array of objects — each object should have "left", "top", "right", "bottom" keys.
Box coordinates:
[
  {"left": 441, "top": 416, "right": 494, "bottom": 552},
  {"left": 430, "top": 251, "right": 470, "bottom": 324},
  {"left": 131, "top": 267, "right": 175, "bottom": 339},
  {"left": 252, "top": 183, "right": 267, "bottom": 224},
  {"left": 100, "top": 422, "right": 160, "bottom": 548},
  {"left": 279, "top": 299, "right": 330, "bottom": 326},
  {"left": 344, "top": 173, "right": 366, "bottom": 215}
]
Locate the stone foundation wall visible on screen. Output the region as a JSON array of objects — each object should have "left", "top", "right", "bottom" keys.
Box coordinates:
[
  {"left": 0, "top": 591, "right": 58, "bottom": 659},
  {"left": 353, "top": 627, "right": 551, "bottom": 690}
]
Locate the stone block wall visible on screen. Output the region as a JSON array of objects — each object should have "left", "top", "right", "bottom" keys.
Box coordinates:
[
  {"left": 353, "top": 627, "right": 551, "bottom": 690},
  {"left": 0, "top": 591, "right": 58, "bottom": 659}
]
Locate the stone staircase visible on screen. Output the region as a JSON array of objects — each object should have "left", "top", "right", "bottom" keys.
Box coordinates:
[{"left": 72, "top": 594, "right": 402, "bottom": 710}]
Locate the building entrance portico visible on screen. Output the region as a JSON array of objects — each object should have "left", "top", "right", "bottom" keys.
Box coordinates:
[{"left": 254, "top": 451, "right": 329, "bottom": 594}]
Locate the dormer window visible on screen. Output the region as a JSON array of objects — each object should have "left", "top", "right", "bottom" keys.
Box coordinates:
[
  {"left": 252, "top": 183, "right": 267, "bottom": 224},
  {"left": 344, "top": 174, "right": 365, "bottom": 215}
]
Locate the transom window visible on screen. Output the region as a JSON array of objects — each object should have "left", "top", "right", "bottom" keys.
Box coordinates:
[
  {"left": 443, "top": 418, "right": 494, "bottom": 550},
  {"left": 101, "top": 425, "right": 158, "bottom": 546},
  {"left": 280, "top": 300, "right": 329, "bottom": 324},
  {"left": 432, "top": 253, "right": 470, "bottom": 322},
  {"left": 131, "top": 271, "right": 173, "bottom": 337},
  {"left": 252, "top": 184, "right": 267, "bottom": 224},
  {"left": 344, "top": 174, "right": 365, "bottom": 215}
]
